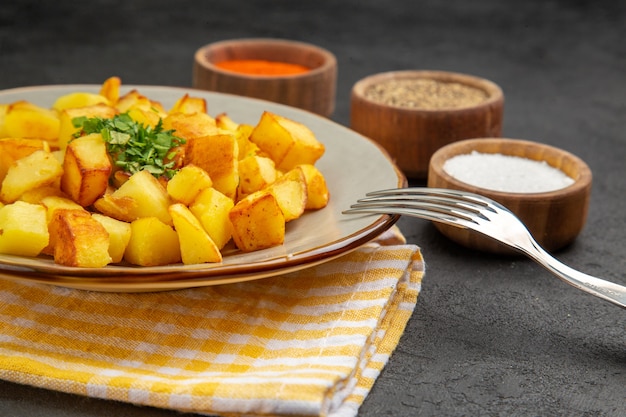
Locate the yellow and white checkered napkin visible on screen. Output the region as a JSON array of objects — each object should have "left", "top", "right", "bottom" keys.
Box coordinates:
[{"left": 0, "top": 227, "right": 424, "bottom": 417}]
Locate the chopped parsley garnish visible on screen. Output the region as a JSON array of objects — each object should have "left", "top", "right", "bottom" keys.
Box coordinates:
[{"left": 72, "top": 113, "right": 185, "bottom": 179}]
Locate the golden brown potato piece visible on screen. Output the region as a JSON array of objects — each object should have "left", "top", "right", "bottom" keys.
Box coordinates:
[
  {"left": 1, "top": 149, "right": 63, "bottom": 204},
  {"left": 48, "top": 209, "right": 112, "bottom": 268},
  {"left": 18, "top": 184, "right": 66, "bottom": 204},
  {"left": 0, "top": 201, "right": 49, "bottom": 257},
  {"left": 265, "top": 167, "right": 307, "bottom": 222},
  {"left": 92, "top": 193, "right": 138, "bottom": 223},
  {"left": 124, "top": 217, "right": 181, "bottom": 266},
  {"left": 0, "top": 138, "right": 51, "bottom": 183},
  {"left": 162, "top": 111, "right": 218, "bottom": 141},
  {"left": 215, "top": 113, "right": 239, "bottom": 132},
  {"left": 185, "top": 131, "right": 239, "bottom": 199},
  {"left": 3, "top": 102, "right": 60, "bottom": 146},
  {"left": 99, "top": 76, "right": 122, "bottom": 104},
  {"left": 57, "top": 104, "right": 117, "bottom": 150},
  {"left": 0, "top": 104, "right": 9, "bottom": 138},
  {"left": 189, "top": 187, "right": 234, "bottom": 250},
  {"left": 91, "top": 213, "right": 131, "bottom": 263},
  {"left": 229, "top": 190, "right": 285, "bottom": 252},
  {"left": 95, "top": 169, "right": 173, "bottom": 225},
  {"left": 237, "top": 155, "right": 277, "bottom": 198},
  {"left": 169, "top": 203, "right": 222, "bottom": 264},
  {"left": 52, "top": 92, "right": 110, "bottom": 112},
  {"left": 169, "top": 94, "right": 207, "bottom": 115},
  {"left": 298, "top": 164, "right": 330, "bottom": 209},
  {"left": 61, "top": 133, "right": 112, "bottom": 207},
  {"left": 166, "top": 164, "right": 213, "bottom": 205},
  {"left": 249, "top": 111, "right": 325, "bottom": 171}
]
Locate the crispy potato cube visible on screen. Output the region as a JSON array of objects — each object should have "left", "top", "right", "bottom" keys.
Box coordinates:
[
  {"left": 91, "top": 213, "right": 131, "bottom": 263},
  {"left": 169, "top": 203, "right": 222, "bottom": 264},
  {"left": 124, "top": 217, "right": 181, "bottom": 266},
  {"left": 249, "top": 111, "right": 325, "bottom": 171},
  {"left": 61, "top": 133, "right": 112, "bottom": 207},
  {"left": 52, "top": 92, "right": 110, "bottom": 112},
  {"left": 0, "top": 201, "right": 49, "bottom": 257},
  {"left": 237, "top": 155, "right": 277, "bottom": 198},
  {"left": 185, "top": 131, "right": 239, "bottom": 199},
  {"left": 3, "top": 102, "right": 60, "bottom": 144},
  {"left": 166, "top": 164, "right": 213, "bottom": 205},
  {"left": 1, "top": 149, "right": 63, "bottom": 203},
  {"left": 229, "top": 191, "right": 285, "bottom": 252},
  {"left": 215, "top": 113, "right": 239, "bottom": 131},
  {"left": 162, "top": 111, "right": 218, "bottom": 141},
  {"left": 93, "top": 193, "right": 139, "bottom": 223},
  {"left": 266, "top": 167, "right": 307, "bottom": 222},
  {"left": 0, "top": 138, "right": 51, "bottom": 182},
  {"left": 105, "top": 169, "right": 173, "bottom": 225},
  {"left": 99, "top": 76, "right": 122, "bottom": 104},
  {"left": 298, "top": 164, "right": 330, "bottom": 209},
  {"left": 115, "top": 89, "right": 167, "bottom": 116},
  {"left": 48, "top": 209, "right": 112, "bottom": 268},
  {"left": 58, "top": 104, "right": 117, "bottom": 150},
  {"left": 170, "top": 94, "right": 207, "bottom": 115},
  {"left": 189, "top": 187, "right": 234, "bottom": 250}
]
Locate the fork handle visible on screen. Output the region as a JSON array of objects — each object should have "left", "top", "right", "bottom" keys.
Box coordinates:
[{"left": 523, "top": 242, "right": 626, "bottom": 309}]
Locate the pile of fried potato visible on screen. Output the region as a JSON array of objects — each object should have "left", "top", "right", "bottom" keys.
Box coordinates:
[{"left": 0, "top": 77, "right": 330, "bottom": 268}]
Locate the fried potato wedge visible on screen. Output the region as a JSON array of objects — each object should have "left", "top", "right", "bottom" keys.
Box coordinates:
[
  {"left": 189, "top": 187, "right": 234, "bottom": 250},
  {"left": 298, "top": 164, "right": 330, "bottom": 209},
  {"left": 3, "top": 102, "right": 60, "bottom": 145},
  {"left": 169, "top": 203, "right": 222, "bottom": 264},
  {"left": 1, "top": 149, "right": 63, "bottom": 204},
  {"left": 0, "top": 138, "right": 51, "bottom": 183},
  {"left": 166, "top": 164, "right": 213, "bottom": 205},
  {"left": 96, "top": 169, "right": 173, "bottom": 225}
]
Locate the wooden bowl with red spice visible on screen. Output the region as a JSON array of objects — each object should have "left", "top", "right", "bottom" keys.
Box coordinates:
[
  {"left": 350, "top": 70, "right": 504, "bottom": 178},
  {"left": 193, "top": 38, "right": 337, "bottom": 117},
  {"left": 428, "top": 138, "right": 592, "bottom": 254}
]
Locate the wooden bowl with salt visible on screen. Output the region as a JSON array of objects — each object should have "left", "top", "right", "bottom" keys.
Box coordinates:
[
  {"left": 193, "top": 38, "right": 337, "bottom": 117},
  {"left": 350, "top": 70, "right": 504, "bottom": 179},
  {"left": 428, "top": 138, "right": 592, "bottom": 254}
]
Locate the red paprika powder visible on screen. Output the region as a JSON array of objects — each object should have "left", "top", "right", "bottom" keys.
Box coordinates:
[{"left": 215, "top": 59, "right": 310, "bottom": 76}]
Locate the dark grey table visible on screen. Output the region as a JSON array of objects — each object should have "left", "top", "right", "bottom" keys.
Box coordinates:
[{"left": 1, "top": 1, "right": 624, "bottom": 416}]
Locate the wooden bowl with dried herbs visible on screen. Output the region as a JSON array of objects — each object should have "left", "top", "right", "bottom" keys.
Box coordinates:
[
  {"left": 350, "top": 70, "right": 504, "bottom": 179},
  {"left": 193, "top": 38, "right": 337, "bottom": 117}
]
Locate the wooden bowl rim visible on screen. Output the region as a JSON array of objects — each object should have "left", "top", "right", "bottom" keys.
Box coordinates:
[
  {"left": 351, "top": 70, "right": 504, "bottom": 113},
  {"left": 429, "top": 138, "right": 592, "bottom": 201},
  {"left": 195, "top": 38, "right": 337, "bottom": 80}
]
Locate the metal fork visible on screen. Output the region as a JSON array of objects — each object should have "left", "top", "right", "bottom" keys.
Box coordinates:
[{"left": 344, "top": 187, "right": 626, "bottom": 309}]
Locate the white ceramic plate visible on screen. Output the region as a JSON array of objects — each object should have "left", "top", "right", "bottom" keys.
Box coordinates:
[{"left": 0, "top": 85, "right": 405, "bottom": 291}]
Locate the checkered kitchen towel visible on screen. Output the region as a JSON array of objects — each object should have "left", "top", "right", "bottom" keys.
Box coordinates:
[{"left": 0, "top": 227, "right": 424, "bottom": 417}]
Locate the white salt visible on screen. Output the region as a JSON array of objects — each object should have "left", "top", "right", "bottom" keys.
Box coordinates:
[{"left": 443, "top": 151, "right": 575, "bottom": 193}]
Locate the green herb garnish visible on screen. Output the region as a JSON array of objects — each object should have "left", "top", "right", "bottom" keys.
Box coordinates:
[{"left": 72, "top": 113, "right": 185, "bottom": 179}]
